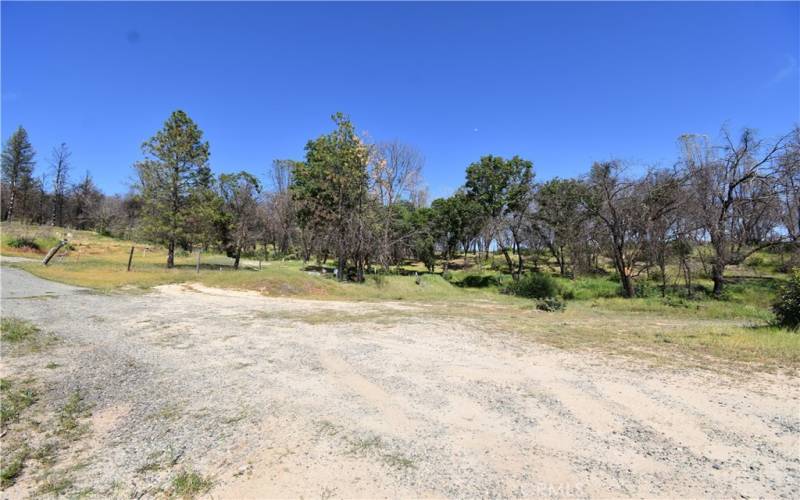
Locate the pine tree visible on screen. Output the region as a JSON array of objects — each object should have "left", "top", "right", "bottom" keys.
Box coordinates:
[
  {"left": 134, "top": 110, "right": 211, "bottom": 267},
  {"left": 1, "top": 126, "right": 36, "bottom": 221}
]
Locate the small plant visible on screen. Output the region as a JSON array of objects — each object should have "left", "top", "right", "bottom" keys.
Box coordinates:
[
  {"left": 0, "top": 378, "right": 37, "bottom": 429},
  {"left": 0, "top": 317, "right": 39, "bottom": 343},
  {"left": 441, "top": 270, "right": 453, "bottom": 281},
  {"left": 0, "top": 445, "right": 29, "bottom": 487},
  {"left": 6, "top": 236, "right": 40, "bottom": 251},
  {"left": 536, "top": 297, "right": 565, "bottom": 312},
  {"left": 634, "top": 281, "right": 654, "bottom": 298},
  {"left": 57, "top": 390, "right": 90, "bottom": 439},
  {"left": 560, "top": 288, "right": 576, "bottom": 300},
  {"left": 369, "top": 274, "right": 386, "bottom": 288},
  {"left": 504, "top": 273, "right": 560, "bottom": 299},
  {"left": 35, "top": 473, "right": 74, "bottom": 496},
  {"left": 170, "top": 470, "right": 213, "bottom": 498},
  {"left": 773, "top": 270, "right": 800, "bottom": 331}
]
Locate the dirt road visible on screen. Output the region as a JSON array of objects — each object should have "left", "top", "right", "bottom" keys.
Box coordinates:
[{"left": 1, "top": 267, "right": 798, "bottom": 498}]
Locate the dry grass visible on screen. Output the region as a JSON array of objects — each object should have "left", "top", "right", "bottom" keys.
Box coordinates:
[{"left": 3, "top": 222, "right": 798, "bottom": 371}]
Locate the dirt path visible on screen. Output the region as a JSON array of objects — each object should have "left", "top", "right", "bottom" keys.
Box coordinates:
[{"left": 1, "top": 267, "right": 798, "bottom": 498}]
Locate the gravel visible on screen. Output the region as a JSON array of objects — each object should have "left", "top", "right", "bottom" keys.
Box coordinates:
[{"left": 1, "top": 266, "right": 798, "bottom": 498}]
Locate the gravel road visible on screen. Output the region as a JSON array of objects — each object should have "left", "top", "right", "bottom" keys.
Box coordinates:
[{"left": 1, "top": 266, "right": 798, "bottom": 498}]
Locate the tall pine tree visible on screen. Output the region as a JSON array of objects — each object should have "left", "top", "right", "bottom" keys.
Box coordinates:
[
  {"left": 134, "top": 110, "right": 211, "bottom": 267},
  {"left": 1, "top": 126, "right": 36, "bottom": 221}
]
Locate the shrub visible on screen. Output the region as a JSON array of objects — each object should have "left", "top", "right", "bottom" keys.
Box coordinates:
[
  {"left": 773, "top": 270, "right": 800, "bottom": 330},
  {"left": 561, "top": 288, "right": 576, "bottom": 300},
  {"left": 459, "top": 274, "right": 503, "bottom": 288},
  {"left": 505, "top": 273, "right": 560, "bottom": 299},
  {"left": 441, "top": 270, "right": 453, "bottom": 282},
  {"left": 369, "top": 274, "right": 386, "bottom": 288},
  {"left": 745, "top": 255, "right": 765, "bottom": 270},
  {"left": 6, "top": 237, "right": 39, "bottom": 251},
  {"left": 634, "top": 281, "right": 655, "bottom": 298},
  {"left": 536, "top": 297, "right": 565, "bottom": 312}
]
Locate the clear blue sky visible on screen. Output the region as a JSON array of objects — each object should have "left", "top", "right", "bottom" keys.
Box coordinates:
[{"left": 2, "top": 1, "right": 798, "bottom": 199}]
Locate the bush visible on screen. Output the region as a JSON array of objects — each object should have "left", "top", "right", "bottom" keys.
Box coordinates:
[
  {"left": 459, "top": 274, "right": 503, "bottom": 288},
  {"left": 536, "top": 297, "right": 565, "bottom": 312},
  {"left": 6, "top": 237, "right": 39, "bottom": 251},
  {"left": 441, "top": 270, "right": 453, "bottom": 282},
  {"left": 505, "top": 273, "right": 560, "bottom": 299},
  {"left": 560, "top": 288, "right": 576, "bottom": 300},
  {"left": 773, "top": 270, "right": 800, "bottom": 330},
  {"left": 634, "top": 281, "right": 655, "bottom": 298},
  {"left": 369, "top": 274, "right": 386, "bottom": 288}
]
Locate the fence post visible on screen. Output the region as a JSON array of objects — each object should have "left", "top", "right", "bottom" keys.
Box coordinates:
[
  {"left": 196, "top": 249, "right": 201, "bottom": 274},
  {"left": 42, "top": 240, "right": 68, "bottom": 266},
  {"left": 127, "top": 246, "right": 135, "bottom": 271}
]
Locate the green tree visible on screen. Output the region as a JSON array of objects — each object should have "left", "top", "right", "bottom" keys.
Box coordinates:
[
  {"left": 219, "top": 171, "right": 262, "bottom": 270},
  {"left": 134, "top": 110, "right": 212, "bottom": 268},
  {"left": 291, "top": 113, "right": 371, "bottom": 281},
  {"left": 465, "top": 155, "right": 534, "bottom": 278},
  {"left": 533, "top": 178, "right": 589, "bottom": 277},
  {"left": 1, "top": 126, "right": 36, "bottom": 222}
]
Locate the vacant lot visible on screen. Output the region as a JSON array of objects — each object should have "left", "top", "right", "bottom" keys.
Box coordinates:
[{"left": 1, "top": 266, "right": 798, "bottom": 498}]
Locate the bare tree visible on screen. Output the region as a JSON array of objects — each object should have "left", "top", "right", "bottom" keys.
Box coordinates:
[
  {"left": 372, "top": 141, "right": 423, "bottom": 270},
  {"left": 49, "top": 142, "right": 71, "bottom": 226},
  {"left": 681, "top": 128, "right": 790, "bottom": 296},
  {"left": 585, "top": 161, "right": 647, "bottom": 298},
  {"left": 264, "top": 159, "right": 299, "bottom": 255}
]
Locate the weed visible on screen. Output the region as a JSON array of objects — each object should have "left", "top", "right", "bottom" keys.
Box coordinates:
[
  {"left": 35, "top": 472, "right": 74, "bottom": 496},
  {"left": 57, "top": 390, "right": 90, "bottom": 439},
  {"left": 33, "top": 441, "right": 59, "bottom": 466},
  {"left": 347, "top": 435, "right": 383, "bottom": 454},
  {"left": 0, "top": 444, "right": 29, "bottom": 488},
  {"left": 381, "top": 451, "right": 416, "bottom": 470},
  {"left": 0, "top": 317, "right": 39, "bottom": 343},
  {"left": 7, "top": 236, "right": 40, "bottom": 251},
  {"left": 45, "top": 362, "right": 60, "bottom": 369},
  {"left": 0, "top": 378, "right": 37, "bottom": 429},
  {"left": 170, "top": 470, "right": 213, "bottom": 498}
]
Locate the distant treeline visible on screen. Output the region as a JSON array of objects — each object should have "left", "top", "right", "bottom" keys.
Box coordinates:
[{"left": 2, "top": 111, "right": 798, "bottom": 296}]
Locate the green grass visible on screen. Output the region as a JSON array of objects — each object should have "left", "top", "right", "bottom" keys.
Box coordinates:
[
  {"left": 0, "top": 378, "right": 37, "bottom": 430},
  {"left": 57, "top": 390, "right": 90, "bottom": 440},
  {"left": 0, "top": 317, "right": 40, "bottom": 343},
  {"left": 170, "top": 470, "right": 213, "bottom": 498},
  {"left": 0, "top": 444, "right": 29, "bottom": 488},
  {"left": 35, "top": 473, "right": 74, "bottom": 496}
]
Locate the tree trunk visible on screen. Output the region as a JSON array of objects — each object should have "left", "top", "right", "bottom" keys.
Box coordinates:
[
  {"left": 5, "top": 187, "right": 16, "bottom": 221},
  {"left": 712, "top": 262, "right": 725, "bottom": 297},
  {"left": 167, "top": 240, "right": 175, "bottom": 268},
  {"left": 612, "top": 249, "right": 634, "bottom": 298},
  {"left": 337, "top": 256, "right": 345, "bottom": 282},
  {"left": 620, "top": 270, "right": 635, "bottom": 298},
  {"left": 233, "top": 247, "right": 241, "bottom": 270}
]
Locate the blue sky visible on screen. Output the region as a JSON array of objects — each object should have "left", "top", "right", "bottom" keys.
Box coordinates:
[{"left": 2, "top": 1, "right": 798, "bottom": 199}]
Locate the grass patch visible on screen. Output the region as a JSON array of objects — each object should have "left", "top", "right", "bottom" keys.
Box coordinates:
[
  {"left": 1, "top": 444, "right": 30, "bottom": 488},
  {"left": 35, "top": 472, "right": 74, "bottom": 496},
  {"left": 57, "top": 390, "right": 90, "bottom": 440},
  {"left": 0, "top": 378, "right": 37, "bottom": 430},
  {"left": 0, "top": 317, "right": 39, "bottom": 343},
  {"left": 169, "top": 470, "right": 213, "bottom": 498},
  {"left": 0, "top": 317, "right": 56, "bottom": 354}
]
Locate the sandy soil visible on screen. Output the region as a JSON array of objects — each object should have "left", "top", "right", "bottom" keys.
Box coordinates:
[{"left": 1, "top": 267, "right": 798, "bottom": 498}]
